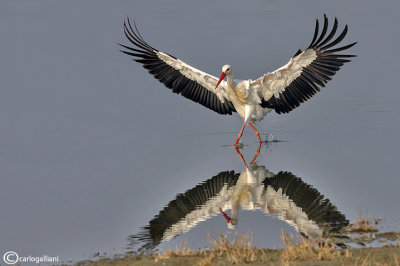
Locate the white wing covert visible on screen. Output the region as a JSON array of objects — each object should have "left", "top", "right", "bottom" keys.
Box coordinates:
[{"left": 252, "top": 14, "right": 357, "bottom": 114}]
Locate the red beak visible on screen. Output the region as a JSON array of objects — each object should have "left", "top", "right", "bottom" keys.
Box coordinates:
[
  {"left": 219, "top": 207, "right": 231, "bottom": 223},
  {"left": 215, "top": 72, "right": 226, "bottom": 89}
]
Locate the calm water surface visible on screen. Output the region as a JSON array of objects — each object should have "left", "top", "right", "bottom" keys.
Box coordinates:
[{"left": 1, "top": 0, "right": 399, "bottom": 263}]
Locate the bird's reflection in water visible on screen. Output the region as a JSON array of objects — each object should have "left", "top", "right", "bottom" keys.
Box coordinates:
[{"left": 130, "top": 145, "right": 348, "bottom": 251}]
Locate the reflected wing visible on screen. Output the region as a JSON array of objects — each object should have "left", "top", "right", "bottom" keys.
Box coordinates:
[
  {"left": 129, "top": 171, "right": 240, "bottom": 250},
  {"left": 251, "top": 14, "right": 357, "bottom": 114},
  {"left": 263, "top": 171, "right": 348, "bottom": 233},
  {"left": 119, "top": 18, "right": 236, "bottom": 115}
]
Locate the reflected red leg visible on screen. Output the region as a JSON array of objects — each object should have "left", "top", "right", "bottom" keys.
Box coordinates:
[
  {"left": 234, "top": 144, "right": 248, "bottom": 169},
  {"left": 249, "top": 144, "right": 261, "bottom": 166},
  {"left": 234, "top": 121, "right": 246, "bottom": 146}
]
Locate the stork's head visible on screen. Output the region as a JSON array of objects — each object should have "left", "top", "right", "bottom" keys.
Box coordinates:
[
  {"left": 215, "top": 65, "right": 231, "bottom": 89},
  {"left": 222, "top": 64, "right": 232, "bottom": 74},
  {"left": 219, "top": 207, "right": 237, "bottom": 229}
]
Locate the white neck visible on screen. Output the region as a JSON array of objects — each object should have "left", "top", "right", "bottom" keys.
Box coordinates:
[{"left": 226, "top": 72, "right": 235, "bottom": 88}]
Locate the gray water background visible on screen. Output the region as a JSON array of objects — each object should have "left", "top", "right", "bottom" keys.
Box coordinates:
[{"left": 1, "top": 0, "right": 399, "bottom": 263}]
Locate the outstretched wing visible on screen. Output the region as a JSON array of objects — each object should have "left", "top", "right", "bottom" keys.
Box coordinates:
[
  {"left": 263, "top": 171, "right": 349, "bottom": 233},
  {"left": 119, "top": 18, "right": 236, "bottom": 115},
  {"left": 251, "top": 14, "right": 357, "bottom": 114},
  {"left": 129, "top": 171, "right": 240, "bottom": 250}
]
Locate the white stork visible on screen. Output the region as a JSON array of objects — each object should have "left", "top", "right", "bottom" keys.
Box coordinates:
[
  {"left": 120, "top": 14, "right": 356, "bottom": 146},
  {"left": 129, "top": 162, "right": 348, "bottom": 251}
]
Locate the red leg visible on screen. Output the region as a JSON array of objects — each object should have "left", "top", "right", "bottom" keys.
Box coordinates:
[
  {"left": 249, "top": 122, "right": 261, "bottom": 165},
  {"left": 234, "top": 121, "right": 246, "bottom": 146},
  {"left": 249, "top": 122, "right": 262, "bottom": 144}
]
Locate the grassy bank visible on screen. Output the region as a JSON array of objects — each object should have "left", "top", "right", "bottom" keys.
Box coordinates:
[
  {"left": 74, "top": 247, "right": 399, "bottom": 266},
  {"left": 74, "top": 230, "right": 400, "bottom": 266}
]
